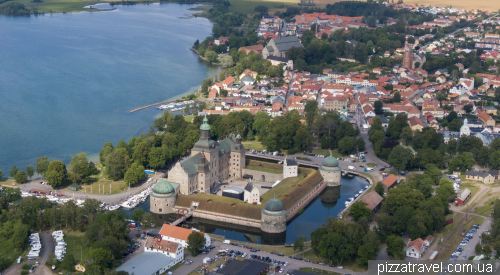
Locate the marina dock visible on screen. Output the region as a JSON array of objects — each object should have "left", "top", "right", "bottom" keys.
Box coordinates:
[{"left": 130, "top": 100, "right": 175, "bottom": 113}]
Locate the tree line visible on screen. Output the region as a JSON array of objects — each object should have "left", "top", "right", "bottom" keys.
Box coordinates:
[{"left": 0, "top": 190, "right": 132, "bottom": 275}]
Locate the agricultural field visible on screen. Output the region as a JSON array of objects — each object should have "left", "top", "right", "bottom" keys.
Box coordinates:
[{"left": 400, "top": 0, "right": 500, "bottom": 11}]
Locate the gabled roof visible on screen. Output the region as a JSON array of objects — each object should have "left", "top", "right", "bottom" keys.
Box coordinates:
[
  {"left": 405, "top": 238, "right": 426, "bottom": 253},
  {"left": 361, "top": 191, "right": 383, "bottom": 211},
  {"left": 269, "top": 36, "right": 303, "bottom": 52},
  {"left": 382, "top": 174, "right": 398, "bottom": 188},
  {"left": 159, "top": 224, "right": 205, "bottom": 241}
]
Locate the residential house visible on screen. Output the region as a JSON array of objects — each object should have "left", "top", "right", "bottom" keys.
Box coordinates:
[
  {"left": 409, "top": 117, "right": 424, "bottom": 131},
  {"left": 486, "top": 106, "right": 498, "bottom": 116},
  {"left": 404, "top": 238, "right": 427, "bottom": 259},
  {"left": 465, "top": 170, "right": 495, "bottom": 184},
  {"left": 324, "top": 95, "right": 347, "bottom": 112},
  {"left": 477, "top": 113, "right": 495, "bottom": 127}
]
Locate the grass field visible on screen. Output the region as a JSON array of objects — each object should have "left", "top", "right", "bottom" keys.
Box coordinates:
[
  {"left": 308, "top": 149, "right": 331, "bottom": 157},
  {"left": 246, "top": 164, "right": 283, "bottom": 174},
  {"left": 64, "top": 231, "right": 89, "bottom": 264},
  {"left": 399, "top": 0, "right": 500, "bottom": 11},
  {"left": 242, "top": 142, "right": 265, "bottom": 152},
  {"left": 366, "top": 163, "right": 377, "bottom": 168},
  {"left": 59, "top": 167, "right": 131, "bottom": 195}
]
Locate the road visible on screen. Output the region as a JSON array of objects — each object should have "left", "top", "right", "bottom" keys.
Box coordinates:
[
  {"left": 4, "top": 172, "right": 164, "bottom": 205},
  {"left": 3, "top": 232, "right": 53, "bottom": 275},
  {"left": 174, "top": 241, "right": 361, "bottom": 275}
]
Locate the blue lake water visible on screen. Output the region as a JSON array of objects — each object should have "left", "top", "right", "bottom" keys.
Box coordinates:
[
  {"left": 0, "top": 3, "right": 219, "bottom": 173},
  {"left": 124, "top": 175, "right": 370, "bottom": 244}
]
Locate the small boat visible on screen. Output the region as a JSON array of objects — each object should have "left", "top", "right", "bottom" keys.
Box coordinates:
[
  {"left": 358, "top": 190, "right": 363, "bottom": 194},
  {"left": 354, "top": 194, "right": 359, "bottom": 198},
  {"left": 108, "top": 205, "right": 120, "bottom": 211}
]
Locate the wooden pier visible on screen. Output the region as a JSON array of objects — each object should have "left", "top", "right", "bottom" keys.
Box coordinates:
[{"left": 129, "top": 100, "right": 175, "bottom": 113}]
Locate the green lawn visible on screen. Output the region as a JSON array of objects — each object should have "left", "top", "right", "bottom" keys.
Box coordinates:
[
  {"left": 366, "top": 163, "right": 378, "bottom": 167},
  {"left": 309, "top": 149, "right": 331, "bottom": 157},
  {"left": 184, "top": 115, "right": 194, "bottom": 122},
  {"left": 227, "top": 0, "right": 292, "bottom": 14},
  {"left": 64, "top": 231, "right": 89, "bottom": 264},
  {"left": 296, "top": 157, "right": 311, "bottom": 161},
  {"left": 242, "top": 142, "right": 265, "bottom": 151},
  {"left": 330, "top": 149, "right": 343, "bottom": 158},
  {"left": 246, "top": 165, "right": 283, "bottom": 174}
]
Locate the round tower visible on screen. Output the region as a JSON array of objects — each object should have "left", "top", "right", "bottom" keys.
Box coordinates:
[
  {"left": 319, "top": 156, "right": 341, "bottom": 186},
  {"left": 150, "top": 180, "right": 177, "bottom": 214},
  {"left": 261, "top": 198, "right": 286, "bottom": 233}
]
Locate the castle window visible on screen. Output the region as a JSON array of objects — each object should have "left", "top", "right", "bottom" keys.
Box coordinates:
[{"left": 159, "top": 208, "right": 162, "bottom": 212}]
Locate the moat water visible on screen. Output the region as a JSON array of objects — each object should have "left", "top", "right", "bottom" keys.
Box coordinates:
[
  {"left": 122, "top": 175, "right": 369, "bottom": 244},
  {"left": 0, "top": 4, "right": 218, "bottom": 173}
]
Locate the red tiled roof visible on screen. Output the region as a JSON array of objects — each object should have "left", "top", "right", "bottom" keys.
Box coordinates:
[{"left": 382, "top": 174, "right": 398, "bottom": 188}]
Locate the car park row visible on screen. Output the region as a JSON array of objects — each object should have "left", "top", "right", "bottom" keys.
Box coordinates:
[
  {"left": 450, "top": 224, "right": 480, "bottom": 261},
  {"left": 52, "top": 230, "right": 67, "bottom": 263}
]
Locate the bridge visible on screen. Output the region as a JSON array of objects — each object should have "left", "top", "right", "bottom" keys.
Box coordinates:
[{"left": 170, "top": 209, "right": 193, "bottom": 226}]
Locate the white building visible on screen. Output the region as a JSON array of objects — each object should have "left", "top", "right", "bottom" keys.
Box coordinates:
[
  {"left": 244, "top": 182, "right": 260, "bottom": 204},
  {"left": 159, "top": 224, "right": 211, "bottom": 249},
  {"left": 460, "top": 118, "right": 471, "bottom": 137},
  {"left": 283, "top": 158, "right": 298, "bottom": 179},
  {"left": 144, "top": 236, "right": 184, "bottom": 264}
]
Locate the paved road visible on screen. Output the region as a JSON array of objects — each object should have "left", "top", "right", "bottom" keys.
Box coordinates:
[
  {"left": 175, "top": 241, "right": 360, "bottom": 275},
  {"left": 3, "top": 232, "right": 53, "bottom": 275},
  {"left": 5, "top": 173, "right": 163, "bottom": 204},
  {"left": 449, "top": 212, "right": 493, "bottom": 259}
]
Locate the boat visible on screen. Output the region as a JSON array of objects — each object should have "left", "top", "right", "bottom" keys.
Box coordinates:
[
  {"left": 108, "top": 205, "right": 120, "bottom": 211},
  {"left": 345, "top": 198, "right": 354, "bottom": 205},
  {"left": 354, "top": 194, "right": 359, "bottom": 198},
  {"left": 358, "top": 190, "right": 363, "bottom": 194}
]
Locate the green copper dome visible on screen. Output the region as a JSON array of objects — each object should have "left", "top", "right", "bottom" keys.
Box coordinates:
[
  {"left": 264, "top": 198, "right": 284, "bottom": 212},
  {"left": 153, "top": 180, "right": 175, "bottom": 194},
  {"left": 200, "top": 115, "right": 211, "bottom": 131},
  {"left": 322, "top": 156, "right": 339, "bottom": 167},
  {"left": 236, "top": 134, "right": 241, "bottom": 139}
]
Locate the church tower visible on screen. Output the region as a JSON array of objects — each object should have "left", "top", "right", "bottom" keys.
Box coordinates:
[{"left": 403, "top": 47, "right": 414, "bottom": 69}]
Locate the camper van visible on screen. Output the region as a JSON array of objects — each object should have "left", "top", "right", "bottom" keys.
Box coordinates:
[{"left": 348, "top": 166, "right": 355, "bottom": 170}]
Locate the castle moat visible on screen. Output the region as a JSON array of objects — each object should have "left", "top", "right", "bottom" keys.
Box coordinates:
[{"left": 122, "top": 175, "right": 369, "bottom": 244}]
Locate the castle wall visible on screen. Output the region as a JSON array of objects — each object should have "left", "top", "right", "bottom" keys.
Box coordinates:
[
  {"left": 285, "top": 180, "right": 326, "bottom": 222},
  {"left": 173, "top": 208, "right": 262, "bottom": 228},
  {"left": 261, "top": 213, "right": 286, "bottom": 233}
]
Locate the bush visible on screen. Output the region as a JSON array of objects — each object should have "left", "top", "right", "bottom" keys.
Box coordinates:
[
  {"left": 296, "top": 208, "right": 304, "bottom": 215},
  {"left": 21, "top": 271, "right": 29, "bottom": 275},
  {"left": 22, "top": 264, "right": 30, "bottom": 270},
  {"left": 287, "top": 148, "right": 299, "bottom": 155}
]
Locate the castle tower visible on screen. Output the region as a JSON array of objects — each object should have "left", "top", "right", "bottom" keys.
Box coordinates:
[
  {"left": 191, "top": 115, "right": 217, "bottom": 160},
  {"left": 403, "top": 47, "right": 414, "bottom": 69},
  {"left": 197, "top": 151, "right": 211, "bottom": 193},
  {"left": 261, "top": 198, "right": 287, "bottom": 233},
  {"left": 230, "top": 134, "right": 245, "bottom": 178},
  {"left": 319, "top": 156, "right": 341, "bottom": 186},
  {"left": 150, "top": 180, "right": 178, "bottom": 214}
]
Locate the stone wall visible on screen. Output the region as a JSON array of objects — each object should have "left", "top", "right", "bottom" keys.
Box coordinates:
[
  {"left": 261, "top": 213, "right": 286, "bottom": 233},
  {"left": 187, "top": 209, "right": 262, "bottom": 229},
  {"left": 242, "top": 169, "right": 283, "bottom": 183},
  {"left": 285, "top": 180, "right": 326, "bottom": 222},
  {"left": 320, "top": 170, "right": 341, "bottom": 185}
]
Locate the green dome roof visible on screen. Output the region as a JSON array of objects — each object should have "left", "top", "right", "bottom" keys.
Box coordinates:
[
  {"left": 322, "top": 156, "right": 339, "bottom": 167},
  {"left": 153, "top": 180, "right": 175, "bottom": 194},
  {"left": 264, "top": 198, "right": 284, "bottom": 212},
  {"left": 200, "top": 115, "right": 211, "bottom": 131},
  {"left": 236, "top": 134, "right": 241, "bottom": 139}
]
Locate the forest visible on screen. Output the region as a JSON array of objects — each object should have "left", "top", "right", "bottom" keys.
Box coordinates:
[{"left": 0, "top": 189, "right": 131, "bottom": 275}]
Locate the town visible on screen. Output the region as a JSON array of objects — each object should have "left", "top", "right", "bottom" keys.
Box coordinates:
[{"left": 3, "top": 1, "right": 500, "bottom": 275}]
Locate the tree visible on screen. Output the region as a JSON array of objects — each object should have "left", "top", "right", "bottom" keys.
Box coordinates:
[
  {"left": 204, "top": 50, "right": 218, "bottom": 63},
  {"left": 294, "top": 235, "right": 307, "bottom": 252},
  {"left": 60, "top": 253, "right": 76, "bottom": 271},
  {"left": 0, "top": 169, "right": 2, "bottom": 179},
  {"left": 26, "top": 165, "right": 34, "bottom": 181},
  {"left": 464, "top": 104, "right": 473, "bottom": 114},
  {"left": 349, "top": 202, "right": 372, "bottom": 221},
  {"left": 357, "top": 137, "right": 365, "bottom": 151},
  {"left": 124, "top": 163, "right": 145, "bottom": 185},
  {"left": 99, "top": 142, "right": 114, "bottom": 165},
  {"left": 46, "top": 161, "right": 68, "bottom": 188},
  {"left": 3, "top": 187, "right": 21, "bottom": 202},
  {"left": 9, "top": 165, "right": 18, "bottom": 178},
  {"left": 141, "top": 213, "right": 155, "bottom": 228},
  {"left": 338, "top": 136, "right": 357, "bottom": 154},
  {"left": 187, "top": 231, "right": 205, "bottom": 256},
  {"left": 36, "top": 156, "right": 50, "bottom": 177},
  {"left": 106, "top": 151, "right": 129, "bottom": 181},
  {"left": 87, "top": 248, "right": 112, "bottom": 269},
  {"left": 130, "top": 209, "right": 145, "bottom": 224},
  {"left": 388, "top": 145, "right": 412, "bottom": 172},
  {"left": 254, "top": 5, "right": 268, "bottom": 13},
  {"left": 375, "top": 182, "right": 384, "bottom": 196},
  {"left": 357, "top": 243, "right": 376, "bottom": 266},
  {"left": 475, "top": 243, "right": 483, "bottom": 254},
  {"left": 374, "top": 101, "right": 383, "bottom": 115},
  {"left": 393, "top": 92, "right": 401, "bottom": 103},
  {"left": 68, "top": 152, "right": 90, "bottom": 184},
  {"left": 386, "top": 235, "right": 405, "bottom": 260},
  {"left": 14, "top": 170, "right": 27, "bottom": 184},
  {"left": 218, "top": 54, "right": 234, "bottom": 67}
]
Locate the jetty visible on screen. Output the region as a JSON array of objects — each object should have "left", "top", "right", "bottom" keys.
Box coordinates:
[{"left": 130, "top": 100, "right": 176, "bottom": 113}]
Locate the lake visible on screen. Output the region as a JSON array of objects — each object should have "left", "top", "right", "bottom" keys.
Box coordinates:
[
  {"left": 122, "top": 175, "right": 370, "bottom": 244},
  {"left": 0, "top": 3, "right": 218, "bottom": 173}
]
